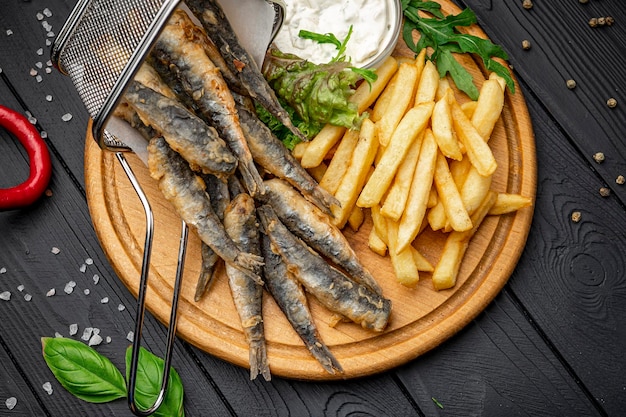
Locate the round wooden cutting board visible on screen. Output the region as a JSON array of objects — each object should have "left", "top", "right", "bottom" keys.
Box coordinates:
[{"left": 84, "top": 1, "right": 536, "bottom": 380}]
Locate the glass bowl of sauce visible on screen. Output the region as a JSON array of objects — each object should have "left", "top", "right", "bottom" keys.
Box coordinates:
[{"left": 272, "top": 0, "right": 402, "bottom": 69}]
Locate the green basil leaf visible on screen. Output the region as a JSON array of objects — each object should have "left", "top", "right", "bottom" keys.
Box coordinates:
[
  {"left": 41, "top": 337, "right": 126, "bottom": 403},
  {"left": 125, "top": 346, "right": 185, "bottom": 417}
]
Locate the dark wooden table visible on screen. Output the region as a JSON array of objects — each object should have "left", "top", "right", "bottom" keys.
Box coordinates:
[{"left": 1, "top": 0, "right": 624, "bottom": 416}]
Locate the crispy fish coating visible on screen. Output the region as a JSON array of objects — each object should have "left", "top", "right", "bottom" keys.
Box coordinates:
[
  {"left": 194, "top": 173, "right": 229, "bottom": 302},
  {"left": 233, "top": 93, "right": 340, "bottom": 214},
  {"left": 184, "top": 0, "right": 306, "bottom": 141},
  {"left": 261, "top": 178, "right": 383, "bottom": 296},
  {"left": 261, "top": 234, "right": 343, "bottom": 375},
  {"left": 223, "top": 193, "right": 270, "bottom": 381},
  {"left": 258, "top": 205, "right": 391, "bottom": 332},
  {"left": 125, "top": 81, "right": 237, "bottom": 178},
  {"left": 150, "top": 10, "right": 264, "bottom": 196},
  {"left": 147, "top": 137, "right": 263, "bottom": 281}
]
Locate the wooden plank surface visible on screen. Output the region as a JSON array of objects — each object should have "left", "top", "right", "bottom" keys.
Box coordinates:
[{"left": 0, "top": 0, "right": 623, "bottom": 415}]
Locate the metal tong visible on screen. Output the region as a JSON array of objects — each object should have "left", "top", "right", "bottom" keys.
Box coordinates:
[{"left": 51, "top": 0, "right": 284, "bottom": 415}]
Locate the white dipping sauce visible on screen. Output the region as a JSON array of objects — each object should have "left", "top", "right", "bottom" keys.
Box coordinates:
[{"left": 273, "top": 0, "right": 397, "bottom": 68}]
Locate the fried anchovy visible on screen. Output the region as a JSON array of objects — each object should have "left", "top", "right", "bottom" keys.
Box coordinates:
[
  {"left": 261, "top": 234, "right": 343, "bottom": 375},
  {"left": 147, "top": 137, "right": 263, "bottom": 282},
  {"left": 234, "top": 93, "right": 340, "bottom": 214},
  {"left": 261, "top": 178, "right": 383, "bottom": 296},
  {"left": 125, "top": 80, "right": 237, "bottom": 178},
  {"left": 150, "top": 10, "right": 264, "bottom": 196},
  {"left": 194, "top": 173, "right": 230, "bottom": 302},
  {"left": 257, "top": 205, "right": 391, "bottom": 332},
  {"left": 224, "top": 193, "right": 270, "bottom": 381},
  {"left": 184, "top": 0, "right": 306, "bottom": 141}
]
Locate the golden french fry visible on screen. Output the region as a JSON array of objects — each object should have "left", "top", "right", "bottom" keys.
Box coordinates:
[
  {"left": 291, "top": 142, "right": 308, "bottom": 160},
  {"left": 448, "top": 157, "right": 472, "bottom": 190},
  {"left": 459, "top": 167, "right": 493, "bottom": 215},
  {"left": 432, "top": 89, "right": 463, "bottom": 160},
  {"left": 432, "top": 191, "right": 497, "bottom": 290},
  {"left": 415, "top": 59, "right": 440, "bottom": 105},
  {"left": 489, "top": 193, "right": 532, "bottom": 215},
  {"left": 306, "top": 163, "right": 327, "bottom": 183},
  {"left": 411, "top": 247, "right": 434, "bottom": 272},
  {"left": 434, "top": 151, "right": 473, "bottom": 232},
  {"left": 396, "top": 129, "right": 438, "bottom": 251},
  {"left": 370, "top": 72, "right": 398, "bottom": 122},
  {"left": 376, "top": 62, "right": 421, "bottom": 146},
  {"left": 380, "top": 130, "right": 424, "bottom": 221},
  {"left": 427, "top": 201, "right": 447, "bottom": 232},
  {"left": 331, "top": 119, "right": 379, "bottom": 228},
  {"left": 461, "top": 101, "right": 477, "bottom": 119},
  {"left": 368, "top": 227, "right": 388, "bottom": 256},
  {"left": 387, "top": 218, "right": 419, "bottom": 287},
  {"left": 435, "top": 77, "right": 451, "bottom": 101},
  {"left": 347, "top": 205, "right": 364, "bottom": 232},
  {"left": 300, "top": 124, "right": 346, "bottom": 168},
  {"left": 358, "top": 102, "right": 434, "bottom": 207},
  {"left": 427, "top": 186, "right": 438, "bottom": 208},
  {"left": 371, "top": 204, "right": 388, "bottom": 242},
  {"left": 489, "top": 72, "right": 507, "bottom": 91},
  {"left": 319, "top": 129, "right": 360, "bottom": 194},
  {"left": 351, "top": 56, "right": 399, "bottom": 114},
  {"left": 471, "top": 78, "right": 505, "bottom": 140},
  {"left": 450, "top": 99, "right": 497, "bottom": 177}
]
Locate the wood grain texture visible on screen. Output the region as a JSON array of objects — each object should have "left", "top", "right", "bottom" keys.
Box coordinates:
[{"left": 83, "top": 0, "right": 535, "bottom": 380}]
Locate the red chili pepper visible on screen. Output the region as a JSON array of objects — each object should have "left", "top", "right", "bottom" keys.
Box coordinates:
[{"left": 0, "top": 105, "right": 52, "bottom": 210}]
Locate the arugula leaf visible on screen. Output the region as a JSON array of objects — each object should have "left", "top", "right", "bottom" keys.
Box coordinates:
[
  {"left": 41, "top": 337, "right": 126, "bottom": 403},
  {"left": 402, "top": 1, "right": 515, "bottom": 100},
  {"left": 125, "top": 346, "right": 185, "bottom": 417}
]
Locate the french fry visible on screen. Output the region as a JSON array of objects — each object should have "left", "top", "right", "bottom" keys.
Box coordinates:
[
  {"left": 371, "top": 204, "right": 387, "bottom": 241},
  {"left": 459, "top": 167, "right": 493, "bottom": 215},
  {"left": 347, "top": 205, "right": 365, "bottom": 232},
  {"left": 291, "top": 142, "right": 308, "bottom": 160},
  {"left": 300, "top": 124, "right": 346, "bottom": 168},
  {"left": 450, "top": 98, "right": 497, "bottom": 177},
  {"left": 435, "top": 77, "right": 451, "bottom": 101},
  {"left": 411, "top": 247, "right": 434, "bottom": 272},
  {"left": 415, "top": 59, "right": 440, "bottom": 105},
  {"left": 368, "top": 228, "right": 388, "bottom": 256},
  {"left": 370, "top": 72, "right": 398, "bottom": 122},
  {"left": 351, "top": 56, "right": 399, "bottom": 114},
  {"left": 449, "top": 157, "right": 472, "bottom": 190},
  {"left": 396, "top": 129, "right": 438, "bottom": 251},
  {"left": 470, "top": 78, "right": 505, "bottom": 140},
  {"left": 376, "top": 62, "right": 421, "bottom": 146},
  {"left": 380, "top": 130, "right": 424, "bottom": 221},
  {"left": 489, "top": 193, "right": 532, "bottom": 215},
  {"left": 461, "top": 101, "right": 477, "bottom": 119},
  {"left": 427, "top": 186, "right": 438, "bottom": 208},
  {"left": 319, "top": 129, "right": 360, "bottom": 194},
  {"left": 387, "top": 218, "right": 419, "bottom": 287},
  {"left": 357, "top": 102, "right": 434, "bottom": 207},
  {"left": 427, "top": 201, "right": 447, "bottom": 232},
  {"left": 432, "top": 191, "right": 497, "bottom": 290},
  {"left": 331, "top": 119, "right": 379, "bottom": 228},
  {"left": 432, "top": 89, "right": 463, "bottom": 160},
  {"left": 434, "top": 151, "right": 473, "bottom": 232}
]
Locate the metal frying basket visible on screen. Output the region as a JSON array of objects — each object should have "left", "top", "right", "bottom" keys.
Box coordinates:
[{"left": 51, "top": 0, "right": 284, "bottom": 415}]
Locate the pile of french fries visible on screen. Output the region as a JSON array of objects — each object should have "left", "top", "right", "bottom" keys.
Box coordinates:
[{"left": 292, "top": 51, "right": 531, "bottom": 291}]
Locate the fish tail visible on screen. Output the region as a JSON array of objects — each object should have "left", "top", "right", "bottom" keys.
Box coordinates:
[
  {"left": 308, "top": 344, "right": 343, "bottom": 375},
  {"left": 237, "top": 157, "right": 266, "bottom": 197},
  {"left": 249, "top": 339, "right": 271, "bottom": 381},
  {"left": 233, "top": 252, "right": 265, "bottom": 285}
]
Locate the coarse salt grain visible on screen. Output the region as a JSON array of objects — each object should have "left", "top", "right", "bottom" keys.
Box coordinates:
[
  {"left": 46, "top": 288, "right": 56, "bottom": 297},
  {"left": 43, "top": 8, "right": 53, "bottom": 17},
  {"left": 81, "top": 327, "right": 93, "bottom": 341},
  {"left": 61, "top": 113, "right": 73, "bottom": 122},
  {"left": 40, "top": 131, "right": 48, "bottom": 139},
  {"left": 5, "top": 397, "right": 17, "bottom": 410},
  {"left": 127, "top": 331, "right": 134, "bottom": 342},
  {"left": 118, "top": 304, "right": 126, "bottom": 312},
  {"left": 17, "top": 284, "right": 24, "bottom": 292},
  {"left": 101, "top": 297, "right": 109, "bottom": 304},
  {"left": 106, "top": 336, "right": 112, "bottom": 343},
  {"left": 46, "top": 95, "right": 53, "bottom": 102},
  {"left": 93, "top": 274, "right": 100, "bottom": 284},
  {"left": 42, "top": 381, "right": 53, "bottom": 395},
  {"left": 30, "top": 68, "right": 38, "bottom": 76},
  {"left": 64, "top": 281, "right": 76, "bottom": 294},
  {"left": 54, "top": 332, "right": 63, "bottom": 338},
  {"left": 24, "top": 294, "right": 32, "bottom": 302},
  {"left": 45, "top": 67, "right": 52, "bottom": 74},
  {"left": 84, "top": 289, "right": 90, "bottom": 295},
  {"left": 35, "top": 61, "right": 43, "bottom": 68},
  {"left": 79, "top": 264, "right": 87, "bottom": 273},
  {"left": 36, "top": 12, "right": 44, "bottom": 20},
  {"left": 85, "top": 258, "right": 94, "bottom": 265},
  {"left": 36, "top": 48, "right": 44, "bottom": 56},
  {"left": 36, "top": 75, "right": 43, "bottom": 83},
  {"left": 6, "top": 29, "right": 13, "bottom": 36},
  {"left": 0, "top": 291, "right": 11, "bottom": 301},
  {"left": 51, "top": 247, "right": 61, "bottom": 254},
  {"left": 0, "top": 267, "right": 6, "bottom": 274},
  {"left": 89, "top": 334, "right": 103, "bottom": 346},
  {"left": 69, "top": 323, "right": 78, "bottom": 336},
  {"left": 46, "top": 39, "right": 51, "bottom": 46}
]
